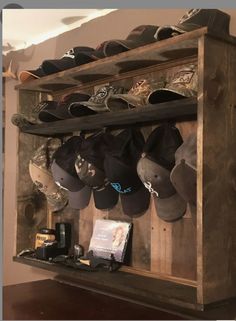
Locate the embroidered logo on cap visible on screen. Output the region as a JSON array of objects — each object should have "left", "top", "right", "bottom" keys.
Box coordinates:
[
  {"left": 111, "top": 183, "right": 132, "bottom": 194},
  {"left": 62, "top": 48, "right": 75, "bottom": 59},
  {"left": 143, "top": 181, "right": 159, "bottom": 197},
  {"left": 178, "top": 9, "right": 201, "bottom": 24}
]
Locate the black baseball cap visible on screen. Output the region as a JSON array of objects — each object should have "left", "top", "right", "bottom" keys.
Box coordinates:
[
  {"left": 37, "top": 92, "right": 96, "bottom": 122},
  {"left": 41, "top": 46, "right": 103, "bottom": 75},
  {"left": 51, "top": 136, "right": 91, "bottom": 209},
  {"left": 100, "top": 25, "right": 159, "bottom": 57},
  {"left": 137, "top": 124, "right": 187, "bottom": 222},
  {"left": 104, "top": 129, "right": 150, "bottom": 216},
  {"left": 170, "top": 133, "right": 197, "bottom": 206},
  {"left": 75, "top": 132, "right": 119, "bottom": 210},
  {"left": 155, "top": 9, "right": 230, "bottom": 40}
]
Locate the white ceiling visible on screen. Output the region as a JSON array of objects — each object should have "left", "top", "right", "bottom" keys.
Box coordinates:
[{"left": 2, "top": 9, "right": 117, "bottom": 52}]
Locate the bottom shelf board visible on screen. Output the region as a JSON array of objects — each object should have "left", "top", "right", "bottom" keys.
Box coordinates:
[{"left": 13, "top": 256, "right": 199, "bottom": 310}]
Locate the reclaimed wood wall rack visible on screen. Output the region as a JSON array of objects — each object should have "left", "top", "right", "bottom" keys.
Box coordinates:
[{"left": 14, "top": 27, "right": 236, "bottom": 311}]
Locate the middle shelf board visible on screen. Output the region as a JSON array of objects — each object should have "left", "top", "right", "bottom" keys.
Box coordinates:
[{"left": 21, "top": 97, "right": 197, "bottom": 136}]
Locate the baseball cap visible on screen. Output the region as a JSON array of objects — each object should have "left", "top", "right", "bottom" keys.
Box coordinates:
[
  {"left": 100, "top": 25, "right": 159, "bottom": 57},
  {"left": 107, "top": 79, "right": 165, "bottom": 109},
  {"left": 51, "top": 136, "right": 91, "bottom": 210},
  {"left": 80, "top": 85, "right": 127, "bottom": 112},
  {"left": 137, "top": 124, "right": 187, "bottom": 222},
  {"left": 155, "top": 9, "right": 230, "bottom": 40},
  {"left": 19, "top": 66, "right": 46, "bottom": 83},
  {"left": 104, "top": 129, "right": 150, "bottom": 216},
  {"left": 37, "top": 93, "right": 96, "bottom": 122},
  {"left": 29, "top": 138, "right": 68, "bottom": 212},
  {"left": 41, "top": 46, "right": 103, "bottom": 75},
  {"left": 75, "top": 132, "right": 119, "bottom": 210},
  {"left": 170, "top": 133, "right": 197, "bottom": 206},
  {"left": 148, "top": 64, "right": 198, "bottom": 103}
]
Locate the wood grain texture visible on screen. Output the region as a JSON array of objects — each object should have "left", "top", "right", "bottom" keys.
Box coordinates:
[{"left": 197, "top": 35, "right": 236, "bottom": 304}]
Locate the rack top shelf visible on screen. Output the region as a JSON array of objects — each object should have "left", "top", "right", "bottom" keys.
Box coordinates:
[
  {"left": 15, "top": 27, "right": 236, "bottom": 92},
  {"left": 13, "top": 27, "right": 207, "bottom": 93},
  {"left": 15, "top": 27, "right": 236, "bottom": 94}
]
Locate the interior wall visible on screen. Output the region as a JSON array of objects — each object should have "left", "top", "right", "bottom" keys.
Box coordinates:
[{"left": 3, "top": 8, "right": 236, "bottom": 286}]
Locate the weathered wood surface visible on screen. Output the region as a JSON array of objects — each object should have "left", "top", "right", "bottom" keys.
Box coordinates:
[
  {"left": 13, "top": 256, "right": 198, "bottom": 310},
  {"left": 21, "top": 97, "right": 197, "bottom": 136},
  {"left": 197, "top": 35, "right": 236, "bottom": 304}
]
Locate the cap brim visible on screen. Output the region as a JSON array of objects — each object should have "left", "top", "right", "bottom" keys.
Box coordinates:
[
  {"left": 170, "top": 162, "right": 197, "bottom": 206},
  {"left": 103, "top": 39, "right": 146, "bottom": 56},
  {"left": 19, "top": 68, "right": 46, "bottom": 83},
  {"left": 75, "top": 51, "right": 105, "bottom": 65},
  {"left": 68, "top": 185, "right": 91, "bottom": 209},
  {"left": 37, "top": 101, "right": 61, "bottom": 122},
  {"left": 51, "top": 160, "right": 85, "bottom": 191},
  {"left": 108, "top": 93, "right": 142, "bottom": 109},
  {"left": 79, "top": 100, "right": 108, "bottom": 112},
  {"left": 93, "top": 184, "right": 119, "bottom": 210},
  {"left": 68, "top": 103, "right": 97, "bottom": 117},
  {"left": 120, "top": 185, "right": 150, "bottom": 217},
  {"left": 155, "top": 25, "right": 186, "bottom": 40},
  {"left": 154, "top": 192, "right": 187, "bottom": 222},
  {"left": 148, "top": 88, "right": 188, "bottom": 104}
]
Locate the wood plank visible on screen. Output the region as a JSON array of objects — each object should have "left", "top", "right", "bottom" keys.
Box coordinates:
[
  {"left": 20, "top": 98, "right": 197, "bottom": 136},
  {"left": 171, "top": 121, "right": 197, "bottom": 280},
  {"left": 151, "top": 196, "right": 173, "bottom": 275},
  {"left": 197, "top": 35, "right": 236, "bottom": 304},
  {"left": 13, "top": 256, "right": 198, "bottom": 310}
]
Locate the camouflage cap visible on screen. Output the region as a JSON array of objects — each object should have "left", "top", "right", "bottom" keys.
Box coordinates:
[
  {"left": 79, "top": 85, "right": 127, "bottom": 112},
  {"left": 29, "top": 138, "right": 68, "bottom": 212},
  {"left": 148, "top": 64, "right": 197, "bottom": 103},
  {"left": 107, "top": 79, "right": 165, "bottom": 109}
]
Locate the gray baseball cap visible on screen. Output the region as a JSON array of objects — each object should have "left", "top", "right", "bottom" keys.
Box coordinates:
[
  {"left": 137, "top": 124, "right": 187, "bottom": 222},
  {"left": 170, "top": 133, "right": 197, "bottom": 206}
]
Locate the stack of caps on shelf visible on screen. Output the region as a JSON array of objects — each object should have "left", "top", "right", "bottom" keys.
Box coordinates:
[
  {"left": 28, "top": 125, "right": 197, "bottom": 221},
  {"left": 107, "top": 63, "right": 198, "bottom": 109},
  {"left": 19, "top": 25, "right": 159, "bottom": 83}
]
